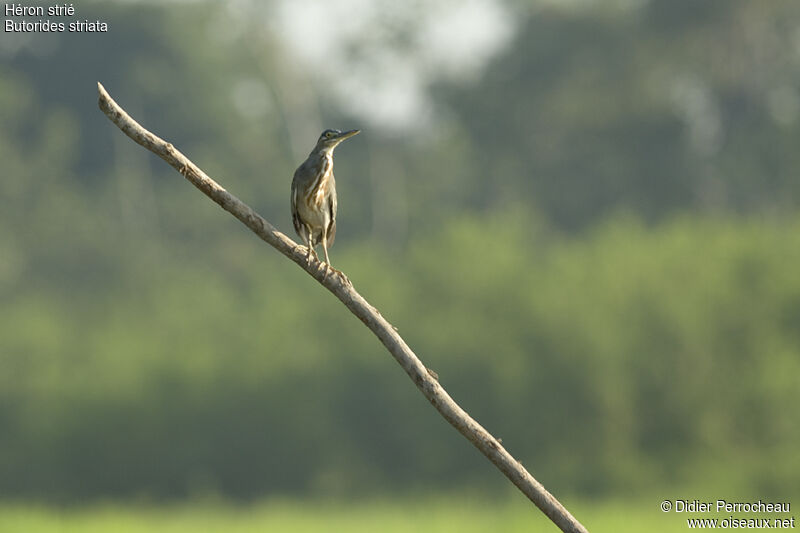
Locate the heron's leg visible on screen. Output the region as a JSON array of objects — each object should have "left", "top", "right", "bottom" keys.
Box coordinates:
[
  {"left": 321, "top": 233, "right": 331, "bottom": 266},
  {"left": 319, "top": 233, "right": 332, "bottom": 280},
  {"left": 306, "top": 228, "right": 318, "bottom": 265},
  {"left": 320, "top": 233, "right": 348, "bottom": 283}
]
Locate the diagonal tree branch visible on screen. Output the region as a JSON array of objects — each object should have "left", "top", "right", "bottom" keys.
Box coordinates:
[{"left": 97, "top": 82, "right": 590, "bottom": 533}]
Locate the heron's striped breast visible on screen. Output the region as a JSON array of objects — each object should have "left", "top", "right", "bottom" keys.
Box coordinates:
[{"left": 304, "top": 154, "right": 332, "bottom": 208}]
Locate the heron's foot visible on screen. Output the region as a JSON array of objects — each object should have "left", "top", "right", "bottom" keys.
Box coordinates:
[
  {"left": 320, "top": 262, "right": 331, "bottom": 281},
  {"left": 317, "top": 262, "right": 345, "bottom": 284},
  {"left": 305, "top": 246, "right": 318, "bottom": 266}
]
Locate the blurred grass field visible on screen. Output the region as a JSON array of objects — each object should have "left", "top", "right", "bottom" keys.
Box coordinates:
[
  {"left": 0, "top": 496, "right": 724, "bottom": 533},
  {"left": 3, "top": 491, "right": 795, "bottom": 532}
]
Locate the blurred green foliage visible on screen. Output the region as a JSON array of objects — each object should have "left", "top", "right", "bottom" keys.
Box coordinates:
[
  {"left": 1, "top": 0, "right": 799, "bottom": 504},
  {"left": 1, "top": 210, "right": 798, "bottom": 500}
]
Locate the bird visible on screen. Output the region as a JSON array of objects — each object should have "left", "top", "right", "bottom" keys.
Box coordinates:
[{"left": 291, "top": 128, "right": 360, "bottom": 274}]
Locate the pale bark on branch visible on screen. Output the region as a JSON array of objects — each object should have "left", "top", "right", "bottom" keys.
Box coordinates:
[{"left": 97, "top": 82, "right": 590, "bottom": 533}]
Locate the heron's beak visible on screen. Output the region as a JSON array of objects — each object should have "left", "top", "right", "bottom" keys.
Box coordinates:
[{"left": 337, "top": 129, "right": 360, "bottom": 142}]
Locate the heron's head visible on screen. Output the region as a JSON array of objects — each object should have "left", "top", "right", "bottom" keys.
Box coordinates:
[{"left": 315, "top": 128, "right": 360, "bottom": 152}]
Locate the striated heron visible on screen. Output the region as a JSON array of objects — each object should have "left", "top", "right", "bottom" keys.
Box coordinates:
[{"left": 291, "top": 128, "right": 360, "bottom": 274}]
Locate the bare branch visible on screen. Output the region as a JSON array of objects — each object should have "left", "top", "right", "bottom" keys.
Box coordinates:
[{"left": 97, "top": 82, "right": 590, "bottom": 533}]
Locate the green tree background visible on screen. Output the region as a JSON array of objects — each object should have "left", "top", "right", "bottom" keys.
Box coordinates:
[{"left": 1, "top": 0, "right": 798, "bottom": 503}]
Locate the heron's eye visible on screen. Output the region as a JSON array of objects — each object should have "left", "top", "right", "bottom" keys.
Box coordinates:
[{"left": 326, "top": 131, "right": 334, "bottom": 138}]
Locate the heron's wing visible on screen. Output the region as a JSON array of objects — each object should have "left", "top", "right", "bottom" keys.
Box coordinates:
[
  {"left": 290, "top": 180, "right": 304, "bottom": 238},
  {"left": 326, "top": 175, "right": 337, "bottom": 246}
]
